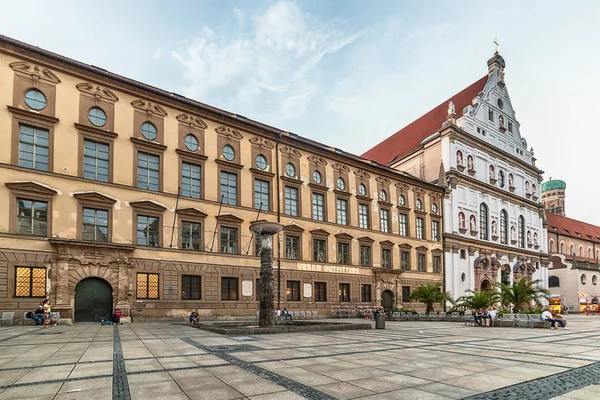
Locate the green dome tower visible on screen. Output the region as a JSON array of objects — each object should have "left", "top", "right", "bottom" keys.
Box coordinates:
[{"left": 541, "top": 178, "right": 566, "bottom": 216}]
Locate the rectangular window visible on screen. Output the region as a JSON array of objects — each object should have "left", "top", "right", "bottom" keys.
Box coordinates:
[
  {"left": 255, "top": 179, "right": 270, "bottom": 211},
  {"left": 361, "top": 284, "right": 372, "bottom": 302},
  {"left": 285, "top": 235, "right": 300, "bottom": 260},
  {"left": 399, "top": 213, "right": 408, "bottom": 237},
  {"left": 337, "top": 242, "right": 350, "bottom": 265},
  {"left": 381, "top": 248, "right": 392, "bottom": 269},
  {"left": 182, "top": 162, "right": 201, "bottom": 199},
  {"left": 284, "top": 186, "right": 298, "bottom": 216},
  {"left": 220, "top": 227, "right": 238, "bottom": 254},
  {"left": 137, "top": 273, "right": 159, "bottom": 299},
  {"left": 460, "top": 249, "right": 467, "bottom": 259},
  {"left": 433, "top": 256, "right": 441, "bottom": 273},
  {"left": 16, "top": 198, "right": 47, "bottom": 236},
  {"left": 358, "top": 204, "right": 370, "bottom": 229},
  {"left": 83, "top": 139, "right": 109, "bottom": 182},
  {"left": 339, "top": 283, "right": 350, "bottom": 302},
  {"left": 432, "top": 220, "right": 440, "bottom": 241},
  {"left": 181, "top": 275, "right": 201, "bottom": 300},
  {"left": 401, "top": 251, "right": 410, "bottom": 270},
  {"left": 402, "top": 286, "right": 411, "bottom": 303},
  {"left": 221, "top": 277, "right": 239, "bottom": 300},
  {"left": 508, "top": 121, "right": 513, "bottom": 133},
  {"left": 336, "top": 198, "right": 348, "bottom": 225},
  {"left": 418, "top": 253, "right": 426, "bottom": 272},
  {"left": 137, "top": 152, "right": 160, "bottom": 191},
  {"left": 380, "top": 209, "right": 390, "bottom": 233},
  {"left": 416, "top": 217, "right": 424, "bottom": 240},
  {"left": 14, "top": 267, "right": 46, "bottom": 297},
  {"left": 313, "top": 239, "right": 326, "bottom": 262},
  {"left": 488, "top": 109, "right": 494, "bottom": 121},
  {"left": 286, "top": 280, "right": 300, "bottom": 301},
  {"left": 82, "top": 207, "right": 108, "bottom": 242},
  {"left": 220, "top": 171, "right": 238, "bottom": 206},
  {"left": 181, "top": 221, "right": 201, "bottom": 250},
  {"left": 314, "top": 282, "right": 327, "bottom": 302},
  {"left": 312, "top": 193, "right": 325, "bottom": 221},
  {"left": 18, "top": 124, "right": 49, "bottom": 171},
  {"left": 137, "top": 215, "right": 159, "bottom": 247},
  {"left": 360, "top": 245, "right": 371, "bottom": 267}
]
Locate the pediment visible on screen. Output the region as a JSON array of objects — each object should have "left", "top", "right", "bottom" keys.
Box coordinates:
[
  {"left": 309, "top": 228, "right": 330, "bottom": 236},
  {"left": 416, "top": 246, "right": 429, "bottom": 252},
  {"left": 431, "top": 248, "right": 444, "bottom": 255},
  {"left": 380, "top": 240, "right": 395, "bottom": 247},
  {"left": 131, "top": 99, "right": 168, "bottom": 117},
  {"left": 284, "top": 223, "right": 304, "bottom": 233},
  {"left": 357, "top": 236, "right": 374, "bottom": 244},
  {"left": 216, "top": 213, "right": 244, "bottom": 224},
  {"left": 73, "top": 191, "right": 116, "bottom": 204},
  {"left": 76, "top": 82, "right": 119, "bottom": 102},
  {"left": 177, "top": 207, "right": 207, "bottom": 219},
  {"left": 334, "top": 232, "right": 354, "bottom": 240},
  {"left": 10, "top": 61, "right": 61, "bottom": 84},
  {"left": 216, "top": 126, "right": 243, "bottom": 140},
  {"left": 129, "top": 200, "right": 167, "bottom": 212},
  {"left": 398, "top": 243, "right": 413, "bottom": 250},
  {"left": 5, "top": 181, "right": 58, "bottom": 196},
  {"left": 176, "top": 113, "right": 208, "bottom": 129}
]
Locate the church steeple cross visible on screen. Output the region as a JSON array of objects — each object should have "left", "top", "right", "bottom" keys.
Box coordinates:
[{"left": 494, "top": 38, "right": 500, "bottom": 53}]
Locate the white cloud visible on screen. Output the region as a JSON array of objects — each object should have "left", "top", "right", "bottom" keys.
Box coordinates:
[{"left": 171, "top": 1, "right": 364, "bottom": 122}]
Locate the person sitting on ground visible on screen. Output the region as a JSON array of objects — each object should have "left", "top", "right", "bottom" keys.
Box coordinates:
[
  {"left": 474, "top": 308, "right": 488, "bottom": 327},
  {"left": 112, "top": 308, "right": 122, "bottom": 325},
  {"left": 188, "top": 309, "right": 199, "bottom": 324},
  {"left": 33, "top": 305, "right": 45, "bottom": 326},
  {"left": 282, "top": 308, "right": 292, "bottom": 320},
  {"left": 542, "top": 306, "right": 567, "bottom": 329}
]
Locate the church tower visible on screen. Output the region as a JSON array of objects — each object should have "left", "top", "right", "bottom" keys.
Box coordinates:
[{"left": 541, "top": 179, "right": 566, "bottom": 216}]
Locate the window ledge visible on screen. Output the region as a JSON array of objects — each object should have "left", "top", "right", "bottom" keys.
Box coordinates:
[{"left": 8, "top": 105, "right": 60, "bottom": 124}]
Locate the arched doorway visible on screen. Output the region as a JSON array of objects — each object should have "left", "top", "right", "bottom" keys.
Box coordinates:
[
  {"left": 480, "top": 279, "right": 492, "bottom": 291},
  {"left": 75, "top": 278, "right": 113, "bottom": 322},
  {"left": 381, "top": 290, "right": 394, "bottom": 311}
]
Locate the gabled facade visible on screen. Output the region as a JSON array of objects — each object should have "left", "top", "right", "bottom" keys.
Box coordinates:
[{"left": 363, "top": 52, "right": 549, "bottom": 302}]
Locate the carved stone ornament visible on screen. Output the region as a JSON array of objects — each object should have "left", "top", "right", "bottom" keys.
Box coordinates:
[
  {"left": 332, "top": 162, "right": 351, "bottom": 173},
  {"left": 10, "top": 61, "right": 61, "bottom": 84},
  {"left": 280, "top": 145, "right": 302, "bottom": 159},
  {"left": 307, "top": 154, "right": 328, "bottom": 166},
  {"left": 375, "top": 176, "right": 391, "bottom": 185},
  {"left": 215, "top": 125, "right": 244, "bottom": 141},
  {"left": 395, "top": 182, "right": 410, "bottom": 192},
  {"left": 175, "top": 113, "right": 208, "bottom": 129},
  {"left": 412, "top": 187, "right": 426, "bottom": 195},
  {"left": 249, "top": 136, "right": 275, "bottom": 150},
  {"left": 429, "top": 191, "right": 443, "bottom": 200},
  {"left": 76, "top": 83, "right": 119, "bottom": 102},
  {"left": 131, "top": 99, "right": 168, "bottom": 117},
  {"left": 354, "top": 169, "right": 371, "bottom": 179}
]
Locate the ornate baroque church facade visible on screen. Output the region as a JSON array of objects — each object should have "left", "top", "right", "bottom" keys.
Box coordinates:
[{"left": 363, "top": 52, "right": 549, "bottom": 302}]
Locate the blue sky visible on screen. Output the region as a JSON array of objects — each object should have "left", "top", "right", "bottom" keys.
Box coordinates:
[{"left": 2, "top": 1, "right": 599, "bottom": 224}]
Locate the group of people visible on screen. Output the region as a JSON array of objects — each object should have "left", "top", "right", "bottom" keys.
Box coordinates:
[
  {"left": 29, "top": 299, "right": 54, "bottom": 328},
  {"left": 474, "top": 306, "right": 499, "bottom": 327},
  {"left": 276, "top": 307, "right": 293, "bottom": 320},
  {"left": 542, "top": 307, "right": 568, "bottom": 329}
]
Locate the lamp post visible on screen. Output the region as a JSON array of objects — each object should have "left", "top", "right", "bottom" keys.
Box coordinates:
[{"left": 249, "top": 221, "right": 284, "bottom": 328}]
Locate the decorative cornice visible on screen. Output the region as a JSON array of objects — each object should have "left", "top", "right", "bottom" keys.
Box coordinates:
[
  {"left": 307, "top": 154, "right": 328, "bottom": 166},
  {"left": 380, "top": 240, "right": 395, "bottom": 247},
  {"left": 215, "top": 125, "right": 243, "bottom": 140},
  {"left": 7, "top": 106, "right": 60, "bottom": 124},
  {"left": 129, "top": 200, "right": 167, "bottom": 212},
  {"left": 5, "top": 181, "right": 58, "bottom": 196},
  {"left": 332, "top": 162, "right": 351, "bottom": 173},
  {"left": 357, "top": 236, "right": 375, "bottom": 244},
  {"left": 175, "top": 148, "right": 208, "bottom": 162},
  {"left": 216, "top": 213, "right": 244, "bottom": 224},
  {"left": 280, "top": 145, "right": 302, "bottom": 158},
  {"left": 249, "top": 136, "right": 274, "bottom": 150},
  {"left": 130, "top": 137, "right": 167, "bottom": 152},
  {"left": 76, "top": 82, "right": 119, "bottom": 102},
  {"left": 395, "top": 182, "right": 410, "bottom": 192},
  {"left": 175, "top": 113, "right": 207, "bottom": 129},
  {"left": 309, "top": 228, "right": 330, "bottom": 236},
  {"left": 376, "top": 176, "right": 391, "bottom": 185},
  {"left": 177, "top": 208, "right": 207, "bottom": 219},
  {"left": 283, "top": 223, "right": 304, "bottom": 233},
  {"left": 215, "top": 159, "right": 244, "bottom": 170},
  {"left": 73, "top": 191, "right": 116, "bottom": 204},
  {"left": 74, "top": 123, "right": 118, "bottom": 139},
  {"left": 334, "top": 232, "right": 354, "bottom": 240},
  {"left": 412, "top": 187, "right": 426, "bottom": 195},
  {"left": 354, "top": 169, "right": 371, "bottom": 179},
  {"left": 131, "top": 99, "right": 168, "bottom": 117},
  {"left": 10, "top": 61, "right": 61, "bottom": 84}
]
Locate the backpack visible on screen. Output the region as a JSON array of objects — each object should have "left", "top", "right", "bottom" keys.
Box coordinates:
[{"left": 26, "top": 312, "right": 33, "bottom": 319}]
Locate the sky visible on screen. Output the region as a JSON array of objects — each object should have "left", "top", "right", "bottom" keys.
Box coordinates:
[{"left": 1, "top": 1, "right": 599, "bottom": 224}]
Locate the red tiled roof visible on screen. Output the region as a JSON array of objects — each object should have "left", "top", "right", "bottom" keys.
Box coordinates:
[
  {"left": 361, "top": 76, "right": 488, "bottom": 165},
  {"left": 546, "top": 213, "right": 600, "bottom": 244}
]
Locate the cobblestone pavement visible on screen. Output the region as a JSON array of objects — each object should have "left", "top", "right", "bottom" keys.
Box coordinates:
[{"left": 1, "top": 316, "right": 600, "bottom": 399}]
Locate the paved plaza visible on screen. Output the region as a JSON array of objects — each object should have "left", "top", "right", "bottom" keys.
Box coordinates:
[{"left": 0, "top": 317, "right": 600, "bottom": 399}]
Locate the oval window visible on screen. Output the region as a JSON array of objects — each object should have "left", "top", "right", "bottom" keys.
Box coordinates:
[
  {"left": 24, "top": 89, "right": 47, "bottom": 110},
  {"left": 222, "top": 145, "right": 235, "bottom": 161},
  {"left": 358, "top": 183, "right": 367, "bottom": 196},
  {"left": 255, "top": 154, "right": 267, "bottom": 170},
  {"left": 593, "top": 275, "right": 598, "bottom": 286},
  {"left": 336, "top": 177, "right": 345, "bottom": 191},
  {"left": 88, "top": 107, "right": 107, "bottom": 127},
  {"left": 432, "top": 203, "right": 438, "bottom": 214},
  {"left": 285, "top": 163, "right": 296, "bottom": 177},
  {"left": 141, "top": 121, "right": 158, "bottom": 140},
  {"left": 379, "top": 190, "right": 387, "bottom": 202},
  {"left": 398, "top": 195, "right": 406, "bottom": 207},
  {"left": 416, "top": 199, "right": 422, "bottom": 210},
  {"left": 312, "top": 170, "right": 322, "bottom": 184},
  {"left": 184, "top": 134, "right": 199, "bottom": 151},
  {"left": 461, "top": 273, "right": 466, "bottom": 283},
  {"left": 581, "top": 274, "right": 587, "bottom": 285}
]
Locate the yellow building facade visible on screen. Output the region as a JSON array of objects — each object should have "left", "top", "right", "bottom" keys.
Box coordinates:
[{"left": 0, "top": 36, "right": 444, "bottom": 323}]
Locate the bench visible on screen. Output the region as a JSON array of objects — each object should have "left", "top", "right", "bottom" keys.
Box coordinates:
[
  {"left": 1, "top": 312, "right": 14, "bottom": 326},
  {"left": 528, "top": 314, "right": 550, "bottom": 329}
]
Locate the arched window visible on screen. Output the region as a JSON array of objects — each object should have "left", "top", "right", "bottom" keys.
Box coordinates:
[
  {"left": 548, "top": 276, "right": 560, "bottom": 288},
  {"left": 549, "top": 240, "right": 555, "bottom": 253},
  {"left": 500, "top": 209, "right": 508, "bottom": 244},
  {"left": 570, "top": 244, "right": 575, "bottom": 255},
  {"left": 479, "top": 203, "right": 489, "bottom": 240},
  {"left": 550, "top": 203, "right": 555, "bottom": 214},
  {"left": 518, "top": 216, "right": 525, "bottom": 248},
  {"left": 597, "top": 250, "right": 599, "bottom": 260},
  {"left": 589, "top": 248, "right": 593, "bottom": 259},
  {"left": 579, "top": 246, "right": 584, "bottom": 257},
  {"left": 560, "top": 242, "right": 565, "bottom": 254}
]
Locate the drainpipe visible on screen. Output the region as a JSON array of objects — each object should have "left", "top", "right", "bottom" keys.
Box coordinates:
[{"left": 275, "top": 133, "right": 283, "bottom": 308}]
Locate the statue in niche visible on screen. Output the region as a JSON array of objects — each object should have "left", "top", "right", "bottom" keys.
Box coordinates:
[
  {"left": 491, "top": 220, "right": 498, "bottom": 236},
  {"left": 499, "top": 115, "right": 505, "bottom": 130},
  {"left": 532, "top": 184, "right": 537, "bottom": 196},
  {"left": 470, "top": 215, "right": 477, "bottom": 231},
  {"left": 511, "top": 226, "right": 517, "bottom": 241},
  {"left": 527, "top": 231, "right": 532, "bottom": 244},
  {"left": 467, "top": 155, "right": 474, "bottom": 171},
  {"left": 456, "top": 150, "right": 463, "bottom": 166},
  {"left": 525, "top": 181, "right": 530, "bottom": 193},
  {"left": 459, "top": 212, "right": 466, "bottom": 229},
  {"left": 534, "top": 232, "right": 539, "bottom": 246},
  {"left": 489, "top": 165, "right": 496, "bottom": 180},
  {"left": 448, "top": 101, "right": 456, "bottom": 115},
  {"left": 508, "top": 173, "right": 514, "bottom": 187}
]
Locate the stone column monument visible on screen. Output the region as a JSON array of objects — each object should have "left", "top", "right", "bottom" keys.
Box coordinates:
[{"left": 249, "top": 221, "right": 284, "bottom": 328}]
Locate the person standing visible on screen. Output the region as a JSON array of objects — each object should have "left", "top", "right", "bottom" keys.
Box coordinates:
[{"left": 42, "top": 299, "right": 52, "bottom": 328}]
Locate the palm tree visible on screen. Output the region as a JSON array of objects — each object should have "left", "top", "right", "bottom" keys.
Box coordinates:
[
  {"left": 410, "top": 283, "right": 453, "bottom": 313},
  {"left": 454, "top": 290, "right": 500, "bottom": 311},
  {"left": 493, "top": 278, "right": 549, "bottom": 312}
]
